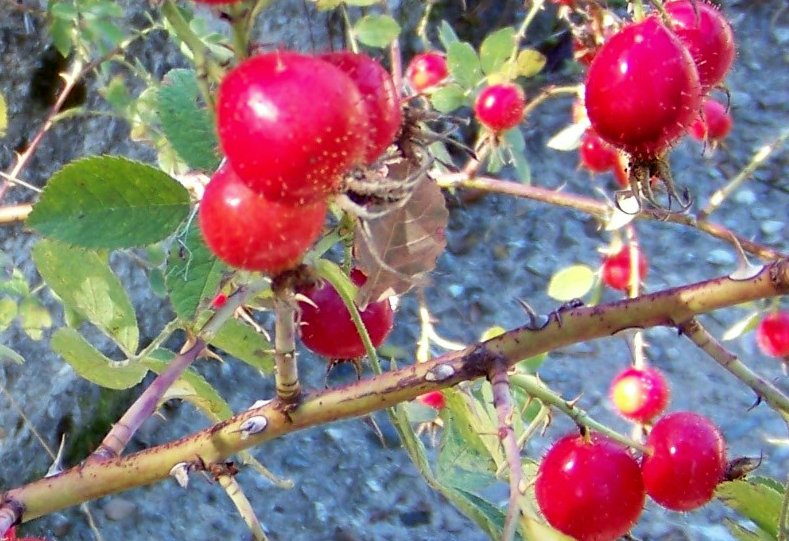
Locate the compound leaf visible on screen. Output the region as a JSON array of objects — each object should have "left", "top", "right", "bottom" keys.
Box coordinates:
[{"left": 28, "top": 156, "right": 191, "bottom": 249}]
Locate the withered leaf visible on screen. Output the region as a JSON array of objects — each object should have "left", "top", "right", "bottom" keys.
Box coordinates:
[{"left": 354, "top": 175, "right": 448, "bottom": 308}]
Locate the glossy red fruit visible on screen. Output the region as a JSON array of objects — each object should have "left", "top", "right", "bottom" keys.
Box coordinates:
[
  {"left": 602, "top": 246, "right": 648, "bottom": 291},
  {"left": 217, "top": 51, "right": 368, "bottom": 204},
  {"left": 211, "top": 293, "right": 228, "bottom": 309},
  {"left": 642, "top": 412, "right": 726, "bottom": 511},
  {"left": 320, "top": 52, "right": 402, "bottom": 164},
  {"left": 580, "top": 129, "right": 619, "bottom": 173},
  {"left": 474, "top": 83, "right": 526, "bottom": 133},
  {"left": 418, "top": 391, "right": 446, "bottom": 410},
  {"left": 298, "top": 269, "right": 394, "bottom": 359},
  {"left": 689, "top": 98, "right": 732, "bottom": 142},
  {"left": 585, "top": 17, "right": 702, "bottom": 159},
  {"left": 613, "top": 154, "right": 631, "bottom": 188},
  {"left": 664, "top": 0, "right": 735, "bottom": 91},
  {"left": 199, "top": 164, "right": 326, "bottom": 275},
  {"left": 609, "top": 367, "right": 670, "bottom": 423},
  {"left": 405, "top": 52, "right": 449, "bottom": 92},
  {"left": 755, "top": 311, "right": 789, "bottom": 358},
  {"left": 536, "top": 433, "right": 645, "bottom": 541}
]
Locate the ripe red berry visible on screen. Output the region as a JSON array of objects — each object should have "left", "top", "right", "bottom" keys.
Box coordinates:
[
  {"left": 585, "top": 17, "right": 702, "bottom": 159},
  {"left": 642, "top": 412, "right": 726, "bottom": 511},
  {"left": 473, "top": 83, "right": 526, "bottom": 134},
  {"left": 601, "top": 246, "right": 648, "bottom": 291},
  {"left": 536, "top": 433, "right": 645, "bottom": 541},
  {"left": 298, "top": 269, "right": 394, "bottom": 359},
  {"left": 211, "top": 293, "right": 228, "bottom": 309},
  {"left": 405, "top": 52, "right": 449, "bottom": 92},
  {"left": 217, "top": 51, "right": 368, "bottom": 204},
  {"left": 609, "top": 367, "right": 670, "bottom": 423},
  {"left": 689, "top": 98, "right": 732, "bottom": 142},
  {"left": 199, "top": 164, "right": 326, "bottom": 275},
  {"left": 755, "top": 311, "right": 789, "bottom": 358},
  {"left": 579, "top": 129, "right": 619, "bottom": 173},
  {"left": 664, "top": 0, "right": 736, "bottom": 91},
  {"left": 319, "top": 52, "right": 402, "bottom": 164},
  {"left": 418, "top": 391, "right": 446, "bottom": 410}
]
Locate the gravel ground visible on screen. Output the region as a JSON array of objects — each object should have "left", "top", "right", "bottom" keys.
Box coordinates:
[{"left": 0, "top": 1, "right": 787, "bottom": 540}]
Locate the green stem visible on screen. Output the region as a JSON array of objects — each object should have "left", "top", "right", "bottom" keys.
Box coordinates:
[
  {"left": 340, "top": 4, "right": 359, "bottom": 54},
  {"left": 631, "top": 0, "right": 646, "bottom": 21}
]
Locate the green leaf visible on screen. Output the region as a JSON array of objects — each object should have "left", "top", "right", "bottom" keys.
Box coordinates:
[
  {"left": 354, "top": 15, "right": 401, "bottom": 48},
  {"left": 210, "top": 318, "right": 274, "bottom": 373},
  {"left": 51, "top": 328, "right": 147, "bottom": 389},
  {"left": 0, "top": 268, "right": 30, "bottom": 297},
  {"left": 165, "top": 223, "right": 226, "bottom": 320},
  {"left": 27, "top": 156, "right": 191, "bottom": 249},
  {"left": 157, "top": 69, "right": 221, "bottom": 171},
  {"left": 18, "top": 296, "right": 52, "bottom": 341},
  {"left": 430, "top": 84, "right": 467, "bottom": 113},
  {"left": 50, "top": 2, "right": 79, "bottom": 19},
  {"left": 49, "top": 17, "right": 73, "bottom": 57},
  {"left": 547, "top": 264, "right": 595, "bottom": 301},
  {"left": 480, "top": 27, "right": 516, "bottom": 75},
  {"left": 722, "top": 311, "right": 761, "bottom": 341},
  {"left": 437, "top": 20, "right": 459, "bottom": 50},
  {"left": 0, "top": 93, "right": 7, "bottom": 137},
  {"left": 504, "top": 128, "right": 531, "bottom": 183},
  {"left": 447, "top": 42, "right": 482, "bottom": 88},
  {"left": 148, "top": 268, "right": 167, "bottom": 298},
  {"left": 32, "top": 240, "right": 139, "bottom": 354},
  {"left": 0, "top": 297, "right": 17, "bottom": 331},
  {"left": 515, "top": 49, "right": 547, "bottom": 78},
  {"left": 716, "top": 477, "right": 783, "bottom": 538},
  {"left": 0, "top": 344, "right": 24, "bottom": 365},
  {"left": 442, "top": 486, "right": 508, "bottom": 540},
  {"left": 142, "top": 353, "right": 233, "bottom": 420},
  {"left": 724, "top": 520, "right": 773, "bottom": 541}
]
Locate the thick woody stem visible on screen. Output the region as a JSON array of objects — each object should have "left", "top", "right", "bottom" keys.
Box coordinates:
[
  {"left": 489, "top": 360, "right": 522, "bottom": 541},
  {"left": 436, "top": 175, "right": 785, "bottom": 261},
  {"left": 273, "top": 288, "right": 300, "bottom": 402},
  {"left": 679, "top": 317, "right": 789, "bottom": 418},
  {"left": 0, "top": 260, "right": 786, "bottom": 529}
]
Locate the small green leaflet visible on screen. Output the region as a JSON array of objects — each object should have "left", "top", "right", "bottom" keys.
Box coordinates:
[
  {"left": 27, "top": 156, "right": 191, "bottom": 249},
  {"left": 210, "top": 318, "right": 274, "bottom": 373},
  {"left": 165, "top": 223, "right": 226, "bottom": 321},
  {"left": 716, "top": 477, "right": 784, "bottom": 538},
  {"left": 447, "top": 42, "right": 482, "bottom": 89},
  {"left": 430, "top": 84, "right": 467, "bottom": 114},
  {"left": 157, "top": 69, "right": 221, "bottom": 171},
  {"left": 18, "top": 296, "right": 53, "bottom": 341},
  {"left": 354, "top": 15, "right": 401, "bottom": 48},
  {"left": 437, "top": 20, "right": 460, "bottom": 50},
  {"left": 547, "top": 264, "right": 595, "bottom": 301},
  {"left": 52, "top": 328, "right": 147, "bottom": 390},
  {"left": 0, "top": 297, "right": 17, "bottom": 332},
  {"left": 479, "top": 27, "right": 516, "bottom": 76},
  {"left": 32, "top": 240, "right": 139, "bottom": 354}
]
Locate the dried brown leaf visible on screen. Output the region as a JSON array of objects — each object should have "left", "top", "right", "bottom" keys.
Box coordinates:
[{"left": 354, "top": 176, "right": 448, "bottom": 308}]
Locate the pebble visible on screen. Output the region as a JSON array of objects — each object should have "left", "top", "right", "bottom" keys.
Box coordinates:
[
  {"left": 760, "top": 220, "right": 784, "bottom": 236},
  {"left": 399, "top": 509, "right": 431, "bottom": 527},
  {"left": 732, "top": 189, "right": 757, "bottom": 205},
  {"left": 103, "top": 498, "right": 137, "bottom": 521}
]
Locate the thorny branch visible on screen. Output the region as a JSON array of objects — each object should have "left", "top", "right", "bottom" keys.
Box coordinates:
[{"left": 0, "top": 259, "right": 785, "bottom": 533}]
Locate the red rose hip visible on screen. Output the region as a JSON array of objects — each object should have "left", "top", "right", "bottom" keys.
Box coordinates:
[
  {"left": 217, "top": 51, "right": 368, "bottom": 204},
  {"left": 602, "top": 246, "right": 648, "bottom": 292},
  {"left": 473, "top": 83, "right": 526, "bottom": 133},
  {"left": 755, "top": 311, "right": 789, "bottom": 358},
  {"left": 319, "top": 52, "right": 402, "bottom": 164},
  {"left": 536, "top": 433, "right": 645, "bottom": 541},
  {"left": 405, "top": 52, "right": 449, "bottom": 92},
  {"left": 579, "top": 129, "right": 619, "bottom": 173},
  {"left": 418, "top": 391, "right": 446, "bottom": 410},
  {"left": 664, "top": 0, "right": 736, "bottom": 91},
  {"left": 584, "top": 17, "right": 702, "bottom": 159},
  {"left": 641, "top": 412, "right": 726, "bottom": 511},
  {"left": 199, "top": 163, "right": 326, "bottom": 275},
  {"left": 298, "top": 269, "right": 394, "bottom": 359},
  {"left": 609, "top": 366, "right": 670, "bottom": 423},
  {"left": 689, "top": 98, "right": 732, "bottom": 142}
]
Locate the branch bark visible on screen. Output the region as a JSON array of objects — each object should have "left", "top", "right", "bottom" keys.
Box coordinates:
[{"left": 1, "top": 259, "right": 787, "bottom": 531}]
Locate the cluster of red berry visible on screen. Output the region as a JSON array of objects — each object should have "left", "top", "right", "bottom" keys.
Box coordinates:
[
  {"left": 405, "top": 52, "right": 527, "bottom": 135},
  {"left": 756, "top": 311, "right": 789, "bottom": 359},
  {"left": 199, "top": 50, "right": 401, "bottom": 276},
  {"left": 538, "top": 362, "right": 726, "bottom": 541},
  {"left": 583, "top": 0, "right": 735, "bottom": 161}
]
